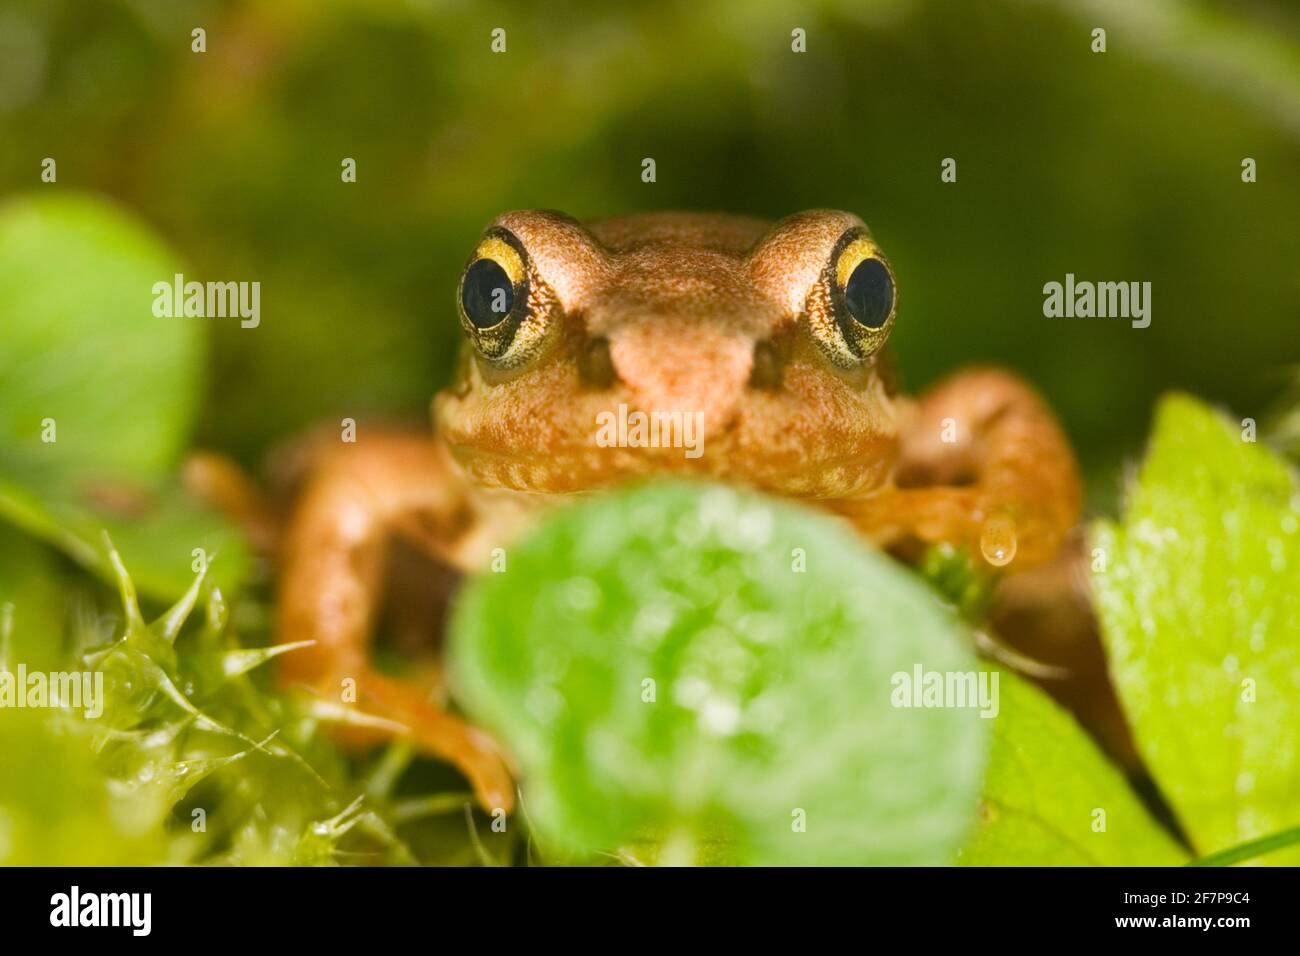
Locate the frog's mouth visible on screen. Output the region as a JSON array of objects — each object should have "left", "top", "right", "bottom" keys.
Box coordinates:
[
  {"left": 448, "top": 441, "right": 894, "bottom": 500},
  {"left": 442, "top": 410, "right": 897, "bottom": 500}
]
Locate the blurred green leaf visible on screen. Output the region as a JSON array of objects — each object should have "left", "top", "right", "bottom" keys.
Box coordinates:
[
  {"left": 960, "top": 669, "right": 1186, "bottom": 866},
  {"left": 1092, "top": 394, "right": 1300, "bottom": 862},
  {"left": 0, "top": 458, "right": 248, "bottom": 600},
  {"left": 450, "top": 481, "right": 989, "bottom": 865},
  {"left": 0, "top": 193, "right": 201, "bottom": 475},
  {"left": 0, "top": 523, "right": 65, "bottom": 669},
  {"left": 0, "top": 193, "right": 247, "bottom": 598}
]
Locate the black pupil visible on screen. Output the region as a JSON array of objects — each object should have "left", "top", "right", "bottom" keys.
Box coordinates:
[
  {"left": 844, "top": 258, "right": 893, "bottom": 329},
  {"left": 462, "top": 258, "right": 514, "bottom": 328}
]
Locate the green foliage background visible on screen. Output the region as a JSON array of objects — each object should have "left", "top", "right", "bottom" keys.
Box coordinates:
[
  {"left": 1, "top": 0, "right": 1300, "bottom": 867},
  {"left": 2, "top": 0, "right": 1298, "bottom": 505}
]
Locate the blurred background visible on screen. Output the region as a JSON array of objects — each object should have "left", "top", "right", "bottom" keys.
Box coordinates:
[
  {"left": 2, "top": 0, "right": 1300, "bottom": 868},
  {"left": 2, "top": 0, "right": 1298, "bottom": 514}
]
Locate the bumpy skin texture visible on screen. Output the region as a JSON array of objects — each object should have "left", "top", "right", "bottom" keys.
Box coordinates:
[
  {"left": 439, "top": 211, "right": 899, "bottom": 498},
  {"left": 271, "top": 210, "right": 1086, "bottom": 811}
]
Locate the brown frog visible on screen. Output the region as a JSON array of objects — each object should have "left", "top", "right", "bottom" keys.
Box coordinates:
[{"left": 202, "top": 210, "right": 1088, "bottom": 813}]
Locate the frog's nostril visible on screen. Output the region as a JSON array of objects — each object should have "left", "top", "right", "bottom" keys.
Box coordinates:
[
  {"left": 748, "top": 340, "right": 783, "bottom": 390},
  {"left": 607, "top": 322, "right": 752, "bottom": 423},
  {"left": 578, "top": 335, "right": 619, "bottom": 388}
]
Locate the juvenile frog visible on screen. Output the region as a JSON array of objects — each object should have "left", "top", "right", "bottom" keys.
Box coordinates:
[{"left": 263, "top": 210, "right": 1082, "bottom": 811}]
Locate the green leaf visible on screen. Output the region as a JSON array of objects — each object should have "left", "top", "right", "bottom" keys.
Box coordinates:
[
  {"left": 0, "top": 458, "right": 248, "bottom": 600},
  {"left": 450, "top": 481, "right": 989, "bottom": 865},
  {"left": 0, "top": 194, "right": 246, "bottom": 599},
  {"left": 960, "top": 669, "right": 1186, "bottom": 865},
  {"left": 0, "top": 525, "right": 65, "bottom": 670},
  {"left": 0, "top": 193, "right": 202, "bottom": 476},
  {"left": 1092, "top": 393, "right": 1300, "bottom": 862}
]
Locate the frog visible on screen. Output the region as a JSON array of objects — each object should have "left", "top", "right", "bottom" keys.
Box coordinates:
[{"left": 212, "top": 209, "right": 1087, "bottom": 814}]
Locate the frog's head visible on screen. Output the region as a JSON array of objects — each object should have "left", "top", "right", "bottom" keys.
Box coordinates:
[{"left": 434, "top": 209, "right": 902, "bottom": 497}]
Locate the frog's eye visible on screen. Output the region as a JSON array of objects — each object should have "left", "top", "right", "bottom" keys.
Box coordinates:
[
  {"left": 842, "top": 257, "right": 893, "bottom": 331},
  {"left": 809, "top": 230, "right": 897, "bottom": 366},
  {"left": 457, "top": 230, "right": 555, "bottom": 367},
  {"left": 461, "top": 257, "right": 514, "bottom": 329}
]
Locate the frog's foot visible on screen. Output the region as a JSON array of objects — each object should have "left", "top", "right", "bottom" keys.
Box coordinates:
[
  {"left": 324, "top": 667, "right": 515, "bottom": 814},
  {"left": 837, "top": 485, "right": 1069, "bottom": 569},
  {"left": 840, "top": 367, "right": 1081, "bottom": 569},
  {"left": 832, "top": 486, "right": 1034, "bottom": 574},
  {"left": 835, "top": 487, "right": 986, "bottom": 560}
]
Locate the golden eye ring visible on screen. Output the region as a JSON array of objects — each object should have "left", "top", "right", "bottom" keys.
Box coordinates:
[
  {"left": 830, "top": 232, "right": 896, "bottom": 359},
  {"left": 457, "top": 229, "right": 543, "bottom": 366},
  {"left": 459, "top": 234, "right": 526, "bottom": 331},
  {"left": 805, "top": 228, "right": 898, "bottom": 368}
]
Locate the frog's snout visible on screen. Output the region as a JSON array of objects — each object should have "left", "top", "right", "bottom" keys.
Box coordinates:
[{"left": 604, "top": 318, "right": 755, "bottom": 430}]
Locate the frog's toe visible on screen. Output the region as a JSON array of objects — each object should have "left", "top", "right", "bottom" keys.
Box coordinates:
[{"left": 353, "top": 669, "right": 516, "bottom": 814}]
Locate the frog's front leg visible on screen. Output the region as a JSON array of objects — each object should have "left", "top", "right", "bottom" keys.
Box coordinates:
[
  {"left": 836, "top": 366, "right": 1082, "bottom": 569},
  {"left": 275, "top": 431, "right": 515, "bottom": 812}
]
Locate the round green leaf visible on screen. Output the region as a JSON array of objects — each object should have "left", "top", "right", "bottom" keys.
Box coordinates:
[
  {"left": 450, "top": 481, "right": 989, "bottom": 865},
  {"left": 0, "top": 194, "right": 246, "bottom": 599},
  {"left": 0, "top": 192, "right": 202, "bottom": 477}
]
